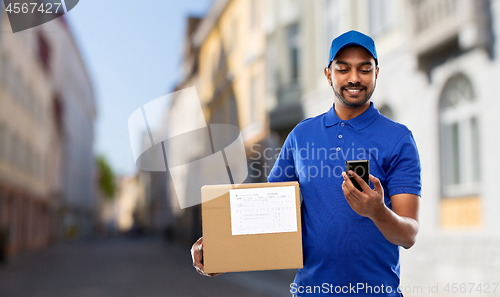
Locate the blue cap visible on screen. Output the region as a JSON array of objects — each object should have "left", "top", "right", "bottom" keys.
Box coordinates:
[{"left": 327, "top": 30, "right": 378, "bottom": 67}]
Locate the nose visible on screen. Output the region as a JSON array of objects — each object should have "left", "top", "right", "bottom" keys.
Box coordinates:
[{"left": 347, "top": 70, "right": 361, "bottom": 85}]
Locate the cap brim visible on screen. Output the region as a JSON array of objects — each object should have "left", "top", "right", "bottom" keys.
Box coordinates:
[{"left": 328, "top": 42, "right": 378, "bottom": 67}]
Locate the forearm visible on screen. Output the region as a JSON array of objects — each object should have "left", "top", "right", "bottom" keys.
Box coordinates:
[{"left": 370, "top": 206, "right": 419, "bottom": 249}]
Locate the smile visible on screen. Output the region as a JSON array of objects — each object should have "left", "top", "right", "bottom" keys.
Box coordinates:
[{"left": 343, "top": 88, "right": 365, "bottom": 95}]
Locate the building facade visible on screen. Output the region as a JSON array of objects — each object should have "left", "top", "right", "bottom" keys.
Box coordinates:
[
  {"left": 194, "top": 0, "right": 269, "bottom": 182},
  {"left": 43, "top": 15, "right": 97, "bottom": 240},
  {"left": 0, "top": 11, "right": 96, "bottom": 256},
  {"left": 0, "top": 10, "right": 57, "bottom": 254}
]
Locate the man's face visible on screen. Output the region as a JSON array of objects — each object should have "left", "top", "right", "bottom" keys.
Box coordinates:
[{"left": 324, "top": 46, "right": 379, "bottom": 108}]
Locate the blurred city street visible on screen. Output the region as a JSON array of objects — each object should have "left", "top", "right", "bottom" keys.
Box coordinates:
[{"left": 0, "top": 237, "right": 296, "bottom": 297}]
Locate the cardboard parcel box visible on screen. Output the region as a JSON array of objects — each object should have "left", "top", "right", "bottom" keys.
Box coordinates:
[{"left": 201, "top": 181, "right": 303, "bottom": 274}]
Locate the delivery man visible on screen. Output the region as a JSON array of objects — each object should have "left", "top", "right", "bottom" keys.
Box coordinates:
[{"left": 191, "top": 30, "right": 421, "bottom": 297}]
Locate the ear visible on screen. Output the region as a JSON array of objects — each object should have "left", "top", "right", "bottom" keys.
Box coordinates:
[
  {"left": 375, "top": 66, "right": 379, "bottom": 79},
  {"left": 324, "top": 67, "right": 332, "bottom": 86}
]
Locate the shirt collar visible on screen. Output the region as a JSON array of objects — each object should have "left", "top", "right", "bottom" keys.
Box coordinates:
[{"left": 324, "top": 102, "right": 380, "bottom": 130}]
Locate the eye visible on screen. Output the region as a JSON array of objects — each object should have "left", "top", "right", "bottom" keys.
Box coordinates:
[
  {"left": 360, "top": 70, "right": 371, "bottom": 74},
  {"left": 337, "top": 69, "right": 349, "bottom": 73}
]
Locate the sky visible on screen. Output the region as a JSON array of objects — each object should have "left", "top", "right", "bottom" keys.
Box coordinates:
[{"left": 65, "top": 0, "right": 213, "bottom": 176}]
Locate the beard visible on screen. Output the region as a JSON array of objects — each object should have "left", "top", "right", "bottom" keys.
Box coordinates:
[{"left": 332, "top": 80, "right": 376, "bottom": 108}]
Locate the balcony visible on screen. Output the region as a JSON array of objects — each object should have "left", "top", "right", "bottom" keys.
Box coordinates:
[{"left": 409, "top": 0, "right": 493, "bottom": 73}]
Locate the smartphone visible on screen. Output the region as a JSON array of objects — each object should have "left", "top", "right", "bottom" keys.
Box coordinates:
[{"left": 345, "top": 160, "right": 369, "bottom": 192}]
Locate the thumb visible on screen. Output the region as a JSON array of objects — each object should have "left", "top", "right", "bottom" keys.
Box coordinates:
[{"left": 369, "top": 174, "right": 383, "bottom": 194}]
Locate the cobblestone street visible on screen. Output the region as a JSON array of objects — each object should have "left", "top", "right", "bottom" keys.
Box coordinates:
[{"left": 0, "top": 238, "right": 296, "bottom": 297}]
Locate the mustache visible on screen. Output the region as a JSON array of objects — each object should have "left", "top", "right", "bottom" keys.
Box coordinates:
[{"left": 341, "top": 83, "right": 367, "bottom": 91}]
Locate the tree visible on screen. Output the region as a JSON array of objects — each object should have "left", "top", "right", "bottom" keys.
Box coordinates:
[{"left": 96, "top": 155, "right": 116, "bottom": 199}]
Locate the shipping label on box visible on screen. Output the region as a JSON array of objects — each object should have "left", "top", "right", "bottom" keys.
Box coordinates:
[
  {"left": 230, "top": 186, "right": 297, "bottom": 235},
  {"left": 201, "top": 181, "right": 303, "bottom": 274}
]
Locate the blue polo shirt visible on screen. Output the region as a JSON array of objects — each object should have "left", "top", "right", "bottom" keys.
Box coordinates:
[{"left": 268, "top": 102, "right": 421, "bottom": 296}]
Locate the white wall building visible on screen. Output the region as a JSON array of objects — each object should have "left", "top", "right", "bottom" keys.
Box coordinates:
[
  {"left": 42, "top": 17, "right": 97, "bottom": 239},
  {"left": 0, "top": 10, "right": 96, "bottom": 252},
  {"left": 0, "top": 10, "right": 56, "bottom": 253}
]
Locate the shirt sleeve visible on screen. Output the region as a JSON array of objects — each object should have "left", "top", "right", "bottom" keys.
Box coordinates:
[
  {"left": 385, "top": 132, "right": 422, "bottom": 197},
  {"left": 267, "top": 133, "right": 299, "bottom": 183}
]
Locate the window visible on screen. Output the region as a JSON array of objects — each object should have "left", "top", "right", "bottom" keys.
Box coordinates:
[
  {"left": 266, "top": 37, "right": 278, "bottom": 91},
  {"left": 3, "top": 128, "right": 10, "bottom": 165},
  {"left": 26, "top": 84, "right": 34, "bottom": 118},
  {"left": 38, "top": 152, "right": 45, "bottom": 179},
  {"left": 288, "top": 23, "right": 300, "bottom": 82},
  {"left": 325, "top": 0, "right": 342, "bottom": 44},
  {"left": 0, "top": 123, "right": 5, "bottom": 160},
  {"left": 250, "top": 77, "right": 257, "bottom": 123},
  {"left": 19, "top": 139, "right": 26, "bottom": 172},
  {"left": 33, "top": 151, "right": 40, "bottom": 178},
  {"left": 0, "top": 54, "right": 8, "bottom": 88},
  {"left": 20, "top": 76, "right": 29, "bottom": 112},
  {"left": 53, "top": 95, "right": 64, "bottom": 133},
  {"left": 12, "top": 68, "right": 21, "bottom": 104},
  {"left": 369, "top": 0, "right": 396, "bottom": 37},
  {"left": 38, "top": 101, "right": 46, "bottom": 126},
  {"left": 11, "top": 133, "right": 19, "bottom": 168},
  {"left": 439, "top": 74, "right": 480, "bottom": 197},
  {"left": 38, "top": 34, "right": 51, "bottom": 73},
  {"left": 26, "top": 145, "right": 33, "bottom": 176}
]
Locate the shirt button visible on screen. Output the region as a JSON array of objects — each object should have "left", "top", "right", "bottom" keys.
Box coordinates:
[
  {"left": 338, "top": 134, "right": 343, "bottom": 139},
  {"left": 341, "top": 123, "right": 345, "bottom": 127},
  {"left": 336, "top": 147, "right": 341, "bottom": 151}
]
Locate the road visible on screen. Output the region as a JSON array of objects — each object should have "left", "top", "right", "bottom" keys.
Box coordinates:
[{"left": 0, "top": 237, "right": 297, "bottom": 297}]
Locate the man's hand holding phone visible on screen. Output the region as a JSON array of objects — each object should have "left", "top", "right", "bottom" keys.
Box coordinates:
[{"left": 342, "top": 160, "right": 387, "bottom": 220}]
